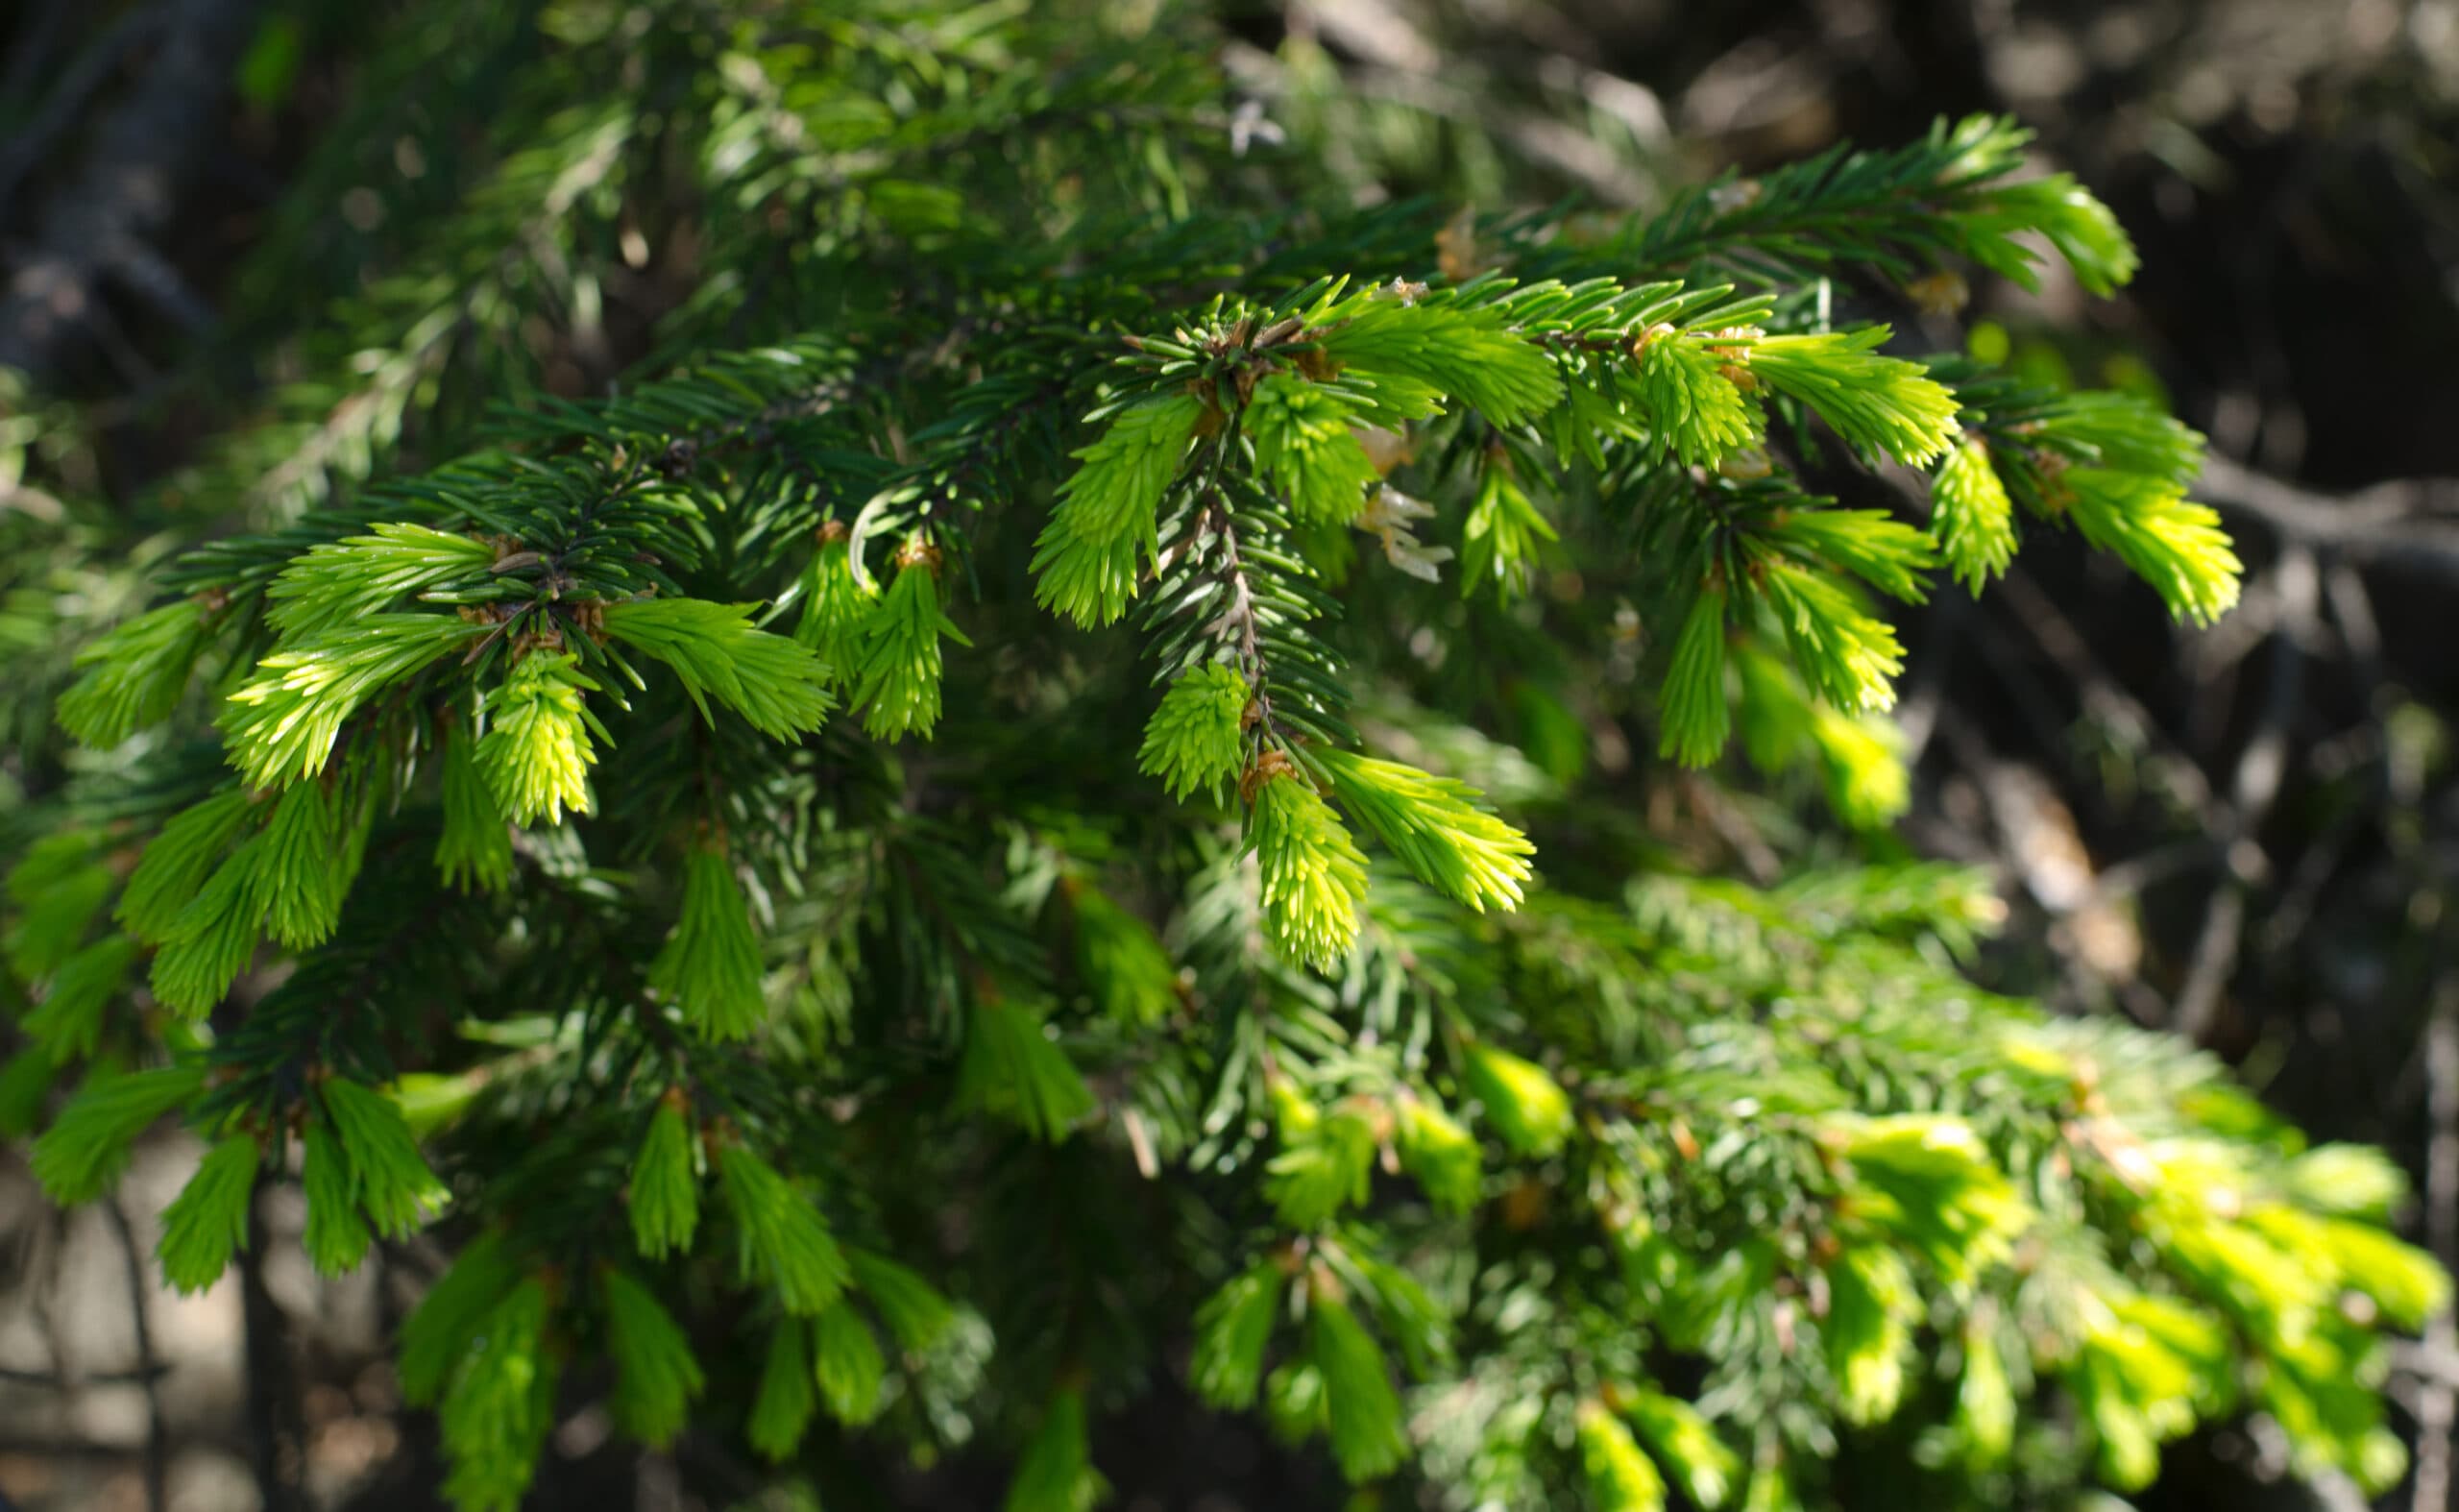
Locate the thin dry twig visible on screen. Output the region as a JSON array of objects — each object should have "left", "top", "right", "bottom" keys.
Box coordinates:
[
  {"left": 101, "top": 1196, "right": 169, "bottom": 1512},
  {"left": 2200, "top": 455, "right": 2459, "bottom": 584}
]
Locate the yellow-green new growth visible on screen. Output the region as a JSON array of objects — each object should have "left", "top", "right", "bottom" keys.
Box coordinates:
[
  {"left": 223, "top": 614, "right": 484, "bottom": 787},
  {"left": 812, "top": 1303, "right": 887, "bottom": 1425},
  {"left": 1809, "top": 705, "right": 1911, "bottom": 830},
  {"left": 1825, "top": 1244, "right": 1916, "bottom": 1425},
  {"left": 1249, "top": 768, "right": 1368, "bottom": 972},
  {"left": 1191, "top": 1261, "right": 1283, "bottom": 1409},
  {"left": 1005, "top": 1386, "right": 1108, "bottom": 1512},
  {"left": 321, "top": 1076, "right": 449, "bottom": 1237},
  {"left": 649, "top": 846, "right": 767, "bottom": 1041},
  {"left": 1461, "top": 1041, "right": 1571, "bottom": 1158},
  {"left": 1306, "top": 1292, "right": 1410, "bottom": 1482},
  {"left": 397, "top": 1231, "right": 521, "bottom": 1407},
  {"left": 628, "top": 1096, "right": 700, "bottom": 1258},
  {"left": 2061, "top": 469, "right": 2242, "bottom": 626},
  {"left": 1244, "top": 373, "right": 1380, "bottom": 524},
  {"left": 955, "top": 994, "right": 1095, "bottom": 1141},
  {"left": 1759, "top": 563, "right": 1905, "bottom": 715},
  {"left": 1459, "top": 466, "right": 1557, "bottom": 601},
  {"left": 855, "top": 546, "right": 968, "bottom": 738},
  {"left": 1137, "top": 662, "right": 1249, "bottom": 803},
  {"left": 844, "top": 1246, "right": 955, "bottom": 1353},
  {"left": 1313, "top": 747, "right": 1533, "bottom": 913},
  {"left": 1955, "top": 1315, "right": 2016, "bottom": 1464},
  {"left": 22, "top": 935, "right": 137, "bottom": 1060},
  {"left": 2071, "top": 1290, "right": 2227, "bottom": 1489},
  {"left": 156, "top": 1134, "right": 259, "bottom": 1294},
  {"left": 602, "top": 1268, "right": 705, "bottom": 1448},
  {"left": 1622, "top": 1389, "right": 1740, "bottom": 1509},
  {"left": 1316, "top": 299, "right": 1564, "bottom": 427},
  {"left": 57, "top": 597, "right": 211, "bottom": 747},
  {"left": 747, "top": 1321, "right": 816, "bottom": 1461},
  {"left": 717, "top": 1143, "right": 848, "bottom": 1315},
  {"left": 1067, "top": 882, "right": 1178, "bottom": 1025},
  {"left": 1266, "top": 1094, "right": 1377, "bottom": 1229},
  {"left": 477, "top": 650, "right": 602, "bottom": 825},
  {"left": 3, "top": 835, "right": 109, "bottom": 982},
  {"left": 28, "top": 1063, "right": 207, "bottom": 1205},
  {"left": 118, "top": 788, "right": 253, "bottom": 942},
  {"left": 1659, "top": 587, "right": 1731, "bottom": 768},
  {"left": 149, "top": 836, "right": 266, "bottom": 1017},
  {"left": 302, "top": 1124, "right": 373, "bottom": 1275},
  {"left": 1631, "top": 335, "right": 1758, "bottom": 468},
  {"left": 2041, "top": 390, "right": 2206, "bottom": 481},
  {"left": 599, "top": 597, "right": 833, "bottom": 738},
  {"left": 1930, "top": 437, "right": 2016, "bottom": 593},
  {"left": 1765, "top": 507, "right": 1936, "bottom": 603},
  {"left": 1578, "top": 1399, "right": 1669, "bottom": 1512},
  {"left": 1732, "top": 642, "right": 1913, "bottom": 830},
  {"left": 438, "top": 1277, "right": 559, "bottom": 1512},
  {"left": 1748, "top": 328, "right": 1961, "bottom": 466},
  {"left": 264, "top": 522, "right": 497, "bottom": 638},
  {"left": 1959, "top": 171, "right": 2141, "bottom": 295},
  {"left": 1034, "top": 393, "right": 1203, "bottom": 625},
  {"left": 792, "top": 527, "right": 877, "bottom": 680},
  {"left": 1831, "top": 1114, "right": 2030, "bottom": 1283},
  {"left": 1394, "top": 1093, "right": 1482, "bottom": 1214},
  {"left": 255, "top": 780, "right": 348, "bottom": 949}
]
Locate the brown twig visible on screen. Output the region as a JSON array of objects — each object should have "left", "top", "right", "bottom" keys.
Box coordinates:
[
  {"left": 101, "top": 1195, "right": 169, "bottom": 1512},
  {"left": 239, "top": 1188, "right": 304, "bottom": 1512}
]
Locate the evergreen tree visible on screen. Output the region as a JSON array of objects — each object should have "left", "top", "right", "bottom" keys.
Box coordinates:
[{"left": 2, "top": 4, "right": 2442, "bottom": 1508}]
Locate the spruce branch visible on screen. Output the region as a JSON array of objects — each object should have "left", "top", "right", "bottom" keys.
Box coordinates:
[
  {"left": 1192, "top": 1260, "right": 1284, "bottom": 1410},
  {"left": 475, "top": 648, "right": 604, "bottom": 825},
  {"left": 29, "top": 1062, "right": 207, "bottom": 1206},
  {"left": 1137, "top": 662, "right": 1251, "bottom": 805},
  {"left": 852, "top": 538, "right": 968, "bottom": 739},
  {"left": 601, "top": 1267, "right": 706, "bottom": 1448},
  {"left": 1033, "top": 393, "right": 1205, "bottom": 626},
  {"left": 812, "top": 1302, "right": 888, "bottom": 1426},
  {"left": 649, "top": 844, "right": 770, "bottom": 1042},
  {"left": 747, "top": 1319, "right": 817, "bottom": 1461},
  {"left": 627, "top": 1092, "right": 702, "bottom": 1259},
  {"left": 717, "top": 1142, "right": 849, "bottom": 1316},
  {"left": 301, "top": 1124, "right": 373, "bottom": 1276},
  {"left": 156, "top": 1134, "right": 259, "bottom": 1295},
  {"left": 844, "top": 1246, "right": 955, "bottom": 1355},
  {"left": 1930, "top": 437, "right": 2017, "bottom": 593},
  {"left": 56, "top": 597, "right": 215, "bottom": 747},
  {"left": 223, "top": 614, "right": 486, "bottom": 788},
  {"left": 3, "top": 49, "right": 2425, "bottom": 1511},
  {"left": 1310, "top": 746, "right": 1534, "bottom": 914},
  {"left": 598, "top": 597, "right": 833, "bottom": 739},
  {"left": 1248, "top": 766, "right": 1369, "bottom": 973}
]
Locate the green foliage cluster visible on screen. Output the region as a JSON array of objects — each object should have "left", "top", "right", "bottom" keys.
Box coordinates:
[{"left": 0, "top": 4, "right": 2427, "bottom": 1510}]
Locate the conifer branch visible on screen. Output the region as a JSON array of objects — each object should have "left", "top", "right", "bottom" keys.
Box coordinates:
[{"left": 1, "top": 41, "right": 2428, "bottom": 1511}]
